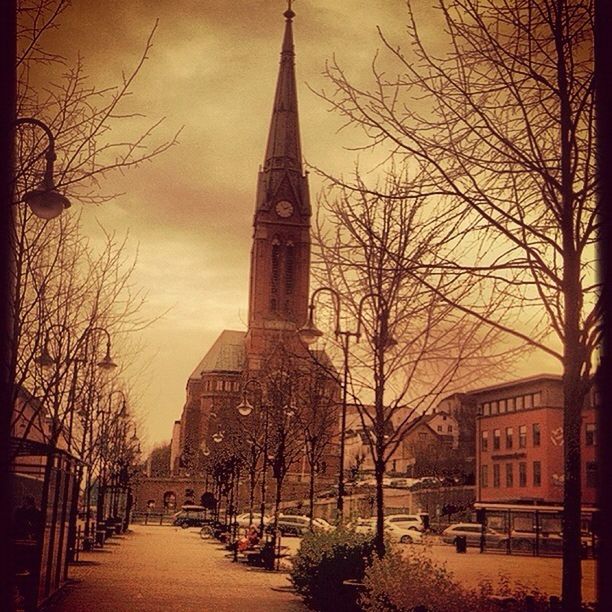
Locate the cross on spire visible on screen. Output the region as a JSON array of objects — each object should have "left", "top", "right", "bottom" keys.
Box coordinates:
[{"left": 284, "top": 0, "right": 295, "bottom": 19}]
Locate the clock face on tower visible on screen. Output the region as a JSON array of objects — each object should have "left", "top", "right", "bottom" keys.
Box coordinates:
[{"left": 275, "top": 200, "right": 294, "bottom": 218}]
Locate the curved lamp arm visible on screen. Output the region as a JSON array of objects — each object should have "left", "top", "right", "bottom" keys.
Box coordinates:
[{"left": 15, "top": 117, "right": 70, "bottom": 219}]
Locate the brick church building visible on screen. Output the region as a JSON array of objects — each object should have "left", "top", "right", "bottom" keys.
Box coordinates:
[{"left": 153, "top": 7, "right": 339, "bottom": 508}]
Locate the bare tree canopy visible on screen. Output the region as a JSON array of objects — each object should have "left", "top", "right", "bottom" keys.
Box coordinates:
[{"left": 315, "top": 1, "right": 596, "bottom": 605}]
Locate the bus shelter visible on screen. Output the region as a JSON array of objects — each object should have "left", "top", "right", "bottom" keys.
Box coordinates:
[{"left": 10, "top": 437, "right": 79, "bottom": 610}]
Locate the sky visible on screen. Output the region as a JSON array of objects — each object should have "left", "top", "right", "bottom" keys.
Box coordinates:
[{"left": 35, "top": 0, "right": 560, "bottom": 450}]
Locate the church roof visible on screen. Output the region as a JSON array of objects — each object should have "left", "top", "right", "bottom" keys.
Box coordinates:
[{"left": 189, "top": 330, "right": 246, "bottom": 380}]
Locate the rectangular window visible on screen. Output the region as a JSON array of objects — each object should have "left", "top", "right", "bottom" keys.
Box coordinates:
[
  {"left": 481, "top": 431, "right": 489, "bottom": 452},
  {"left": 524, "top": 394, "right": 533, "bottom": 409},
  {"left": 507, "top": 397, "right": 516, "bottom": 412},
  {"left": 516, "top": 396, "right": 524, "bottom": 411},
  {"left": 505, "top": 463, "right": 513, "bottom": 488},
  {"left": 491, "top": 401, "right": 499, "bottom": 415},
  {"left": 481, "top": 465, "right": 488, "bottom": 488},
  {"left": 437, "top": 425, "right": 442, "bottom": 432},
  {"left": 533, "top": 392, "right": 542, "bottom": 407},
  {"left": 493, "top": 464, "right": 500, "bottom": 488},
  {"left": 519, "top": 462, "right": 527, "bottom": 487},
  {"left": 519, "top": 425, "right": 527, "bottom": 448},
  {"left": 533, "top": 461, "right": 541, "bottom": 487},
  {"left": 505, "top": 427, "right": 513, "bottom": 449},
  {"left": 586, "top": 462, "right": 597, "bottom": 488},
  {"left": 533, "top": 423, "right": 541, "bottom": 447},
  {"left": 499, "top": 399, "right": 507, "bottom": 414},
  {"left": 483, "top": 402, "right": 490, "bottom": 416},
  {"left": 493, "top": 429, "right": 501, "bottom": 450},
  {"left": 216, "top": 380, "right": 223, "bottom": 391},
  {"left": 585, "top": 423, "right": 597, "bottom": 446},
  {"left": 447, "top": 425, "right": 453, "bottom": 432}
]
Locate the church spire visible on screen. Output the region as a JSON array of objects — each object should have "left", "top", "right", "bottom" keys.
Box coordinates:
[{"left": 262, "top": 4, "right": 302, "bottom": 174}]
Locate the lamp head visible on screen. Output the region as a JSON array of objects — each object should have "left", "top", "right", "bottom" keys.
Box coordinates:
[
  {"left": 237, "top": 398, "right": 254, "bottom": 417},
  {"left": 297, "top": 314, "right": 323, "bottom": 346},
  {"left": 35, "top": 345, "right": 56, "bottom": 369},
  {"left": 97, "top": 344, "right": 117, "bottom": 371},
  {"left": 23, "top": 185, "right": 70, "bottom": 220}
]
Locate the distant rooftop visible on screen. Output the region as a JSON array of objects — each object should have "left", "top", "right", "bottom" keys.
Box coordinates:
[
  {"left": 188, "top": 330, "right": 246, "bottom": 380},
  {"left": 466, "top": 373, "right": 562, "bottom": 396}
]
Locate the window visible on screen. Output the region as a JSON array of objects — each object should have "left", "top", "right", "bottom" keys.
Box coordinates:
[
  {"left": 493, "top": 429, "right": 501, "bottom": 450},
  {"left": 270, "top": 240, "right": 281, "bottom": 310},
  {"left": 524, "top": 394, "right": 533, "bottom": 409},
  {"left": 585, "top": 423, "right": 597, "bottom": 446},
  {"left": 533, "top": 392, "right": 542, "bottom": 407},
  {"left": 481, "top": 431, "right": 489, "bottom": 452},
  {"left": 437, "top": 425, "right": 442, "bottom": 432},
  {"left": 481, "top": 465, "right": 488, "bottom": 488},
  {"left": 516, "top": 396, "right": 524, "bottom": 411},
  {"left": 519, "top": 462, "right": 527, "bottom": 487},
  {"left": 533, "top": 461, "right": 541, "bottom": 487},
  {"left": 505, "top": 463, "right": 513, "bottom": 487},
  {"left": 491, "top": 401, "right": 499, "bottom": 415},
  {"left": 505, "top": 427, "right": 513, "bottom": 449},
  {"left": 499, "top": 399, "right": 507, "bottom": 414},
  {"left": 493, "top": 464, "right": 500, "bottom": 488},
  {"left": 586, "top": 462, "right": 597, "bottom": 488},
  {"left": 418, "top": 432, "right": 427, "bottom": 441},
  {"left": 519, "top": 425, "right": 527, "bottom": 448},
  {"left": 482, "top": 402, "right": 490, "bottom": 416},
  {"left": 533, "top": 423, "right": 541, "bottom": 447},
  {"left": 285, "top": 243, "right": 294, "bottom": 294},
  {"left": 447, "top": 425, "right": 453, "bottom": 432},
  {"left": 216, "top": 380, "right": 224, "bottom": 391},
  {"left": 507, "top": 397, "right": 516, "bottom": 412}
]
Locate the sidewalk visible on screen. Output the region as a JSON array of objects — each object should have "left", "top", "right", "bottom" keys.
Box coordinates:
[{"left": 45, "top": 525, "right": 305, "bottom": 612}]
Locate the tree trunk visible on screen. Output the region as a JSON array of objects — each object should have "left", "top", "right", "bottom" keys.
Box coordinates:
[
  {"left": 374, "top": 458, "right": 385, "bottom": 557},
  {"left": 309, "top": 461, "right": 316, "bottom": 530}
]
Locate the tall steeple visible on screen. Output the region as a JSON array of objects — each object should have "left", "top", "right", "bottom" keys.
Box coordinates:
[
  {"left": 245, "top": 4, "right": 311, "bottom": 367},
  {"left": 255, "top": 4, "right": 310, "bottom": 217}
]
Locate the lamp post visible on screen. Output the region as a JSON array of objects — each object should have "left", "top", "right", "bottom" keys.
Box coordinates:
[
  {"left": 15, "top": 118, "right": 71, "bottom": 220},
  {"left": 298, "top": 288, "right": 395, "bottom": 524},
  {"left": 35, "top": 324, "right": 117, "bottom": 453},
  {"left": 237, "top": 378, "right": 269, "bottom": 537}
]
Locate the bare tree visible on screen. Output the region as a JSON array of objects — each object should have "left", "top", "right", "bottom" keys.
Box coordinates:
[
  {"left": 317, "top": 2, "right": 595, "bottom": 606},
  {"left": 312, "top": 173, "right": 507, "bottom": 555}
]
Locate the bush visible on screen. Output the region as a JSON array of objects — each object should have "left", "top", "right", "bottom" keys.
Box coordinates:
[
  {"left": 290, "top": 529, "right": 376, "bottom": 611},
  {"left": 360, "top": 548, "right": 554, "bottom": 612}
]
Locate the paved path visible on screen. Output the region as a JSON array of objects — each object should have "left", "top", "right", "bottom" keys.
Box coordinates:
[{"left": 46, "top": 525, "right": 305, "bottom": 612}]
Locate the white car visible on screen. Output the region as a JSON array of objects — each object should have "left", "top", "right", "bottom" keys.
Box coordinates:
[
  {"left": 347, "top": 517, "right": 376, "bottom": 535},
  {"left": 384, "top": 519, "right": 424, "bottom": 544},
  {"left": 385, "top": 514, "right": 426, "bottom": 532}
]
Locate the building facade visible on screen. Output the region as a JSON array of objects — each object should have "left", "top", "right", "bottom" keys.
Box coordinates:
[{"left": 473, "top": 374, "right": 597, "bottom": 506}]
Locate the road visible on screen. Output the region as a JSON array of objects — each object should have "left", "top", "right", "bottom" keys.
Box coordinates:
[{"left": 46, "top": 525, "right": 305, "bottom": 612}]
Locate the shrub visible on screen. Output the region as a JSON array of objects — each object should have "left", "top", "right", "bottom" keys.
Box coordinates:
[
  {"left": 360, "top": 548, "right": 554, "bottom": 612},
  {"left": 290, "top": 528, "right": 376, "bottom": 611}
]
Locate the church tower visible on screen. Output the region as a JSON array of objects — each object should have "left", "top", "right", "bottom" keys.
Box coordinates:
[{"left": 244, "top": 5, "right": 311, "bottom": 369}]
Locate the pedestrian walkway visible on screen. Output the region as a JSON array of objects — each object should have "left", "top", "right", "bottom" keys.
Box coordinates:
[{"left": 45, "top": 525, "right": 305, "bottom": 612}]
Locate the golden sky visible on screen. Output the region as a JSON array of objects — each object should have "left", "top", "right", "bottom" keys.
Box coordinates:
[{"left": 38, "top": 0, "right": 559, "bottom": 449}]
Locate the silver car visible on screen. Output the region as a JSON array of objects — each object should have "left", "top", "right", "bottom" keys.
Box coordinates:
[{"left": 441, "top": 523, "right": 505, "bottom": 547}]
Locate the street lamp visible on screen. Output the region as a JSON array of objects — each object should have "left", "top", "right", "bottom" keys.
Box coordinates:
[
  {"left": 16, "top": 117, "right": 71, "bottom": 220},
  {"left": 298, "top": 287, "right": 395, "bottom": 524},
  {"left": 35, "top": 324, "right": 117, "bottom": 452},
  {"left": 236, "top": 378, "right": 268, "bottom": 536}
]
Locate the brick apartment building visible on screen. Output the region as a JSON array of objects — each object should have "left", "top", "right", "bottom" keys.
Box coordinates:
[{"left": 473, "top": 374, "right": 598, "bottom": 507}]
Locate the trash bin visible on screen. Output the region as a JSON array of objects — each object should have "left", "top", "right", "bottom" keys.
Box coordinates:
[{"left": 455, "top": 535, "right": 467, "bottom": 553}]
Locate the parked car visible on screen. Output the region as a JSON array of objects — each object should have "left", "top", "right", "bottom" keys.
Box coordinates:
[
  {"left": 312, "top": 517, "right": 335, "bottom": 532},
  {"left": 347, "top": 517, "right": 376, "bottom": 535},
  {"left": 441, "top": 523, "right": 505, "bottom": 547},
  {"left": 265, "top": 514, "right": 325, "bottom": 536},
  {"left": 383, "top": 518, "right": 424, "bottom": 544},
  {"left": 172, "top": 505, "right": 209, "bottom": 528},
  {"left": 385, "top": 513, "right": 428, "bottom": 532}
]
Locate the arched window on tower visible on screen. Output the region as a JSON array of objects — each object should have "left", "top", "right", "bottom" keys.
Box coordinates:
[
  {"left": 271, "top": 238, "right": 281, "bottom": 311},
  {"left": 285, "top": 241, "right": 295, "bottom": 295}
]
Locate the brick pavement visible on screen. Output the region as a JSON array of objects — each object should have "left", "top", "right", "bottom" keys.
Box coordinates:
[{"left": 45, "top": 525, "right": 305, "bottom": 612}]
